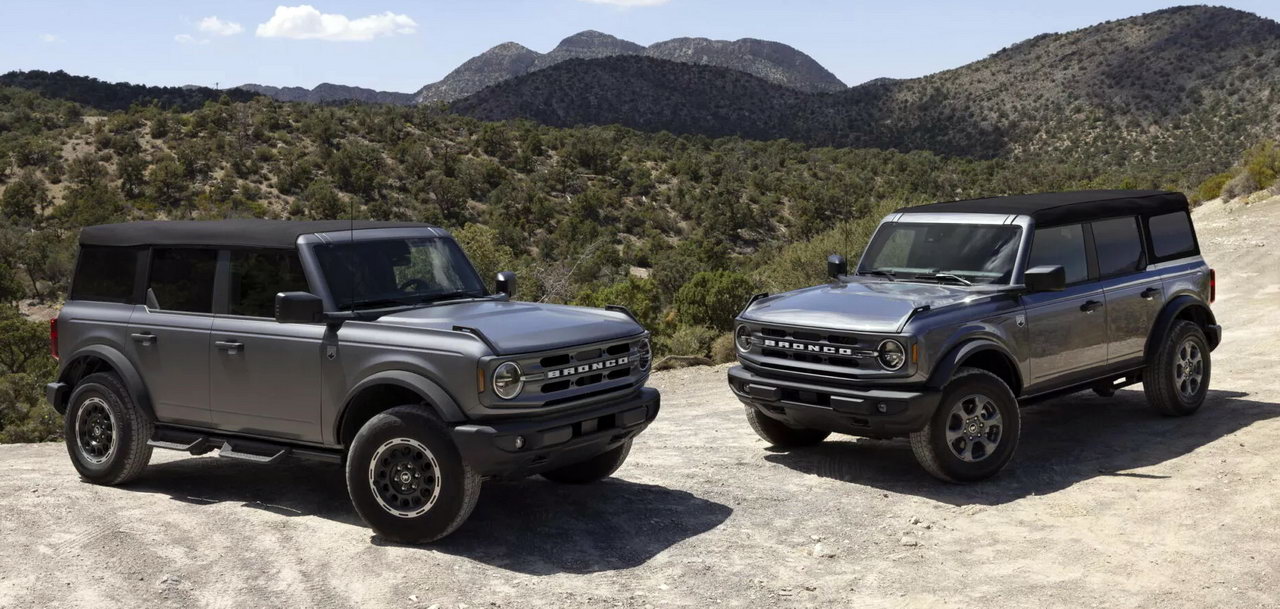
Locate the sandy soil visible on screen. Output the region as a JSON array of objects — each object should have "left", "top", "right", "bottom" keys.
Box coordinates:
[{"left": 2, "top": 198, "right": 1279, "bottom": 609}]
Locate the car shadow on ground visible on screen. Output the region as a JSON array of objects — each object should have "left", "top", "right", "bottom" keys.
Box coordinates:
[
  {"left": 763, "top": 389, "right": 1278, "bottom": 506},
  {"left": 127, "top": 457, "right": 732, "bottom": 575}
]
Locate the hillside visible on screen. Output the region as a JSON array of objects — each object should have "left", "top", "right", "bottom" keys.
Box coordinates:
[
  {"left": 413, "top": 30, "right": 843, "bottom": 103},
  {"left": 452, "top": 6, "right": 1280, "bottom": 178},
  {"left": 236, "top": 83, "right": 413, "bottom": 106},
  {"left": 0, "top": 70, "right": 258, "bottom": 111}
]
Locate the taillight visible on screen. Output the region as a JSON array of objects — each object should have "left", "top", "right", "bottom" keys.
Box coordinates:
[
  {"left": 1209, "top": 269, "right": 1216, "bottom": 304},
  {"left": 50, "top": 317, "right": 59, "bottom": 360}
]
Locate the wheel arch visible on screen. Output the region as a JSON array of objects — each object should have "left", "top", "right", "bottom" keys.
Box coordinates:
[
  {"left": 336, "top": 371, "right": 467, "bottom": 449},
  {"left": 927, "top": 339, "right": 1023, "bottom": 397},
  {"left": 1146, "top": 296, "right": 1218, "bottom": 359},
  {"left": 55, "top": 345, "right": 153, "bottom": 418}
]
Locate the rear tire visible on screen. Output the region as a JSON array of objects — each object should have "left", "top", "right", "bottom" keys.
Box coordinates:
[
  {"left": 744, "top": 406, "right": 830, "bottom": 447},
  {"left": 541, "top": 440, "right": 632, "bottom": 484},
  {"left": 346, "top": 406, "right": 481, "bottom": 544},
  {"left": 1144, "top": 320, "right": 1210, "bottom": 416},
  {"left": 64, "top": 372, "right": 153, "bottom": 485},
  {"left": 910, "top": 367, "right": 1020, "bottom": 482}
]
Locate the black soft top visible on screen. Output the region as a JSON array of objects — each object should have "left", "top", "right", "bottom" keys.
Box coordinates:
[
  {"left": 79, "top": 219, "right": 442, "bottom": 248},
  {"left": 897, "top": 190, "right": 1188, "bottom": 226}
]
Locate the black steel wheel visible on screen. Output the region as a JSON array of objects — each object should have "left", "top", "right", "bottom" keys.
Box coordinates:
[{"left": 63, "top": 372, "right": 153, "bottom": 485}]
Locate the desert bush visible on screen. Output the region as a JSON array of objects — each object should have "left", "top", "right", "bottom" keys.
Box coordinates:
[
  {"left": 1194, "top": 172, "right": 1233, "bottom": 203},
  {"left": 673, "top": 270, "right": 757, "bottom": 332},
  {"left": 658, "top": 324, "right": 719, "bottom": 357},
  {"left": 1220, "top": 171, "right": 1259, "bottom": 201},
  {"left": 710, "top": 333, "right": 736, "bottom": 364}
]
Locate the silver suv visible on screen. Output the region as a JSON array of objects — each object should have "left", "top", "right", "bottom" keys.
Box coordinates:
[
  {"left": 730, "top": 191, "right": 1220, "bottom": 481},
  {"left": 47, "top": 220, "right": 658, "bottom": 542}
]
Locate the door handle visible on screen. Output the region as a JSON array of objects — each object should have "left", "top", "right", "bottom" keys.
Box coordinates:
[
  {"left": 214, "top": 340, "right": 244, "bottom": 355},
  {"left": 130, "top": 333, "right": 156, "bottom": 346},
  {"left": 1080, "top": 300, "right": 1103, "bottom": 313},
  {"left": 1141, "top": 287, "right": 1161, "bottom": 300}
]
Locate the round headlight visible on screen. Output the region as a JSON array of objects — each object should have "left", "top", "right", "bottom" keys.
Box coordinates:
[
  {"left": 877, "top": 339, "right": 907, "bottom": 371},
  {"left": 637, "top": 338, "right": 651, "bottom": 371},
  {"left": 492, "top": 361, "right": 523, "bottom": 399},
  {"left": 735, "top": 325, "right": 753, "bottom": 353}
]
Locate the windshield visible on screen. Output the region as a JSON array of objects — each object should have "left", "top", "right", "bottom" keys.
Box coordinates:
[
  {"left": 315, "top": 236, "right": 487, "bottom": 311},
  {"left": 858, "top": 222, "right": 1022, "bottom": 285}
]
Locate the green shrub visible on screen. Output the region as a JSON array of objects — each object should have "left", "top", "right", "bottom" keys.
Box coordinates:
[
  {"left": 710, "top": 333, "right": 736, "bottom": 364},
  {"left": 573, "top": 276, "right": 662, "bottom": 335},
  {"left": 673, "top": 270, "right": 757, "bottom": 332},
  {"left": 657, "top": 325, "right": 719, "bottom": 357},
  {"left": 1243, "top": 141, "right": 1280, "bottom": 190},
  {"left": 1194, "top": 172, "right": 1233, "bottom": 203}
]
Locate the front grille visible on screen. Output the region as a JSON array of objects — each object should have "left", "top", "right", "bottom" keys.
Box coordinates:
[
  {"left": 491, "top": 336, "right": 650, "bottom": 408},
  {"left": 744, "top": 324, "right": 908, "bottom": 382}
]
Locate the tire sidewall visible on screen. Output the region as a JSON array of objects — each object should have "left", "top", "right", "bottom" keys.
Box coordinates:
[
  {"left": 926, "top": 371, "right": 1021, "bottom": 481},
  {"left": 345, "top": 407, "right": 473, "bottom": 543},
  {"left": 64, "top": 378, "right": 136, "bottom": 481}
]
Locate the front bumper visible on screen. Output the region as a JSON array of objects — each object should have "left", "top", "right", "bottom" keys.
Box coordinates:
[
  {"left": 450, "top": 387, "right": 660, "bottom": 478},
  {"left": 728, "top": 366, "right": 940, "bottom": 438}
]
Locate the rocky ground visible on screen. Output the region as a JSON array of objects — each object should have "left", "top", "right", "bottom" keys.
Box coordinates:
[{"left": 2, "top": 197, "right": 1278, "bottom": 608}]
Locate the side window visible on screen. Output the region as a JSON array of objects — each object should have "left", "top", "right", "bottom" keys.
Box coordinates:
[
  {"left": 1091, "top": 216, "right": 1143, "bottom": 277},
  {"left": 1147, "top": 211, "right": 1197, "bottom": 259},
  {"left": 228, "top": 249, "right": 310, "bottom": 318},
  {"left": 147, "top": 248, "right": 217, "bottom": 313},
  {"left": 70, "top": 246, "right": 137, "bottom": 303},
  {"left": 1029, "top": 224, "right": 1088, "bottom": 284}
]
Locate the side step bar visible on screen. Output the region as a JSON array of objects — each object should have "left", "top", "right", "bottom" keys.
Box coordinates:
[{"left": 148, "top": 428, "right": 342, "bottom": 464}]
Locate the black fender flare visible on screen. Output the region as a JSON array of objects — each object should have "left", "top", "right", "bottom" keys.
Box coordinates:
[
  {"left": 335, "top": 370, "right": 468, "bottom": 443},
  {"left": 55, "top": 344, "right": 154, "bottom": 418},
  {"left": 1145, "top": 295, "right": 1219, "bottom": 357},
  {"left": 925, "top": 338, "right": 1023, "bottom": 394}
]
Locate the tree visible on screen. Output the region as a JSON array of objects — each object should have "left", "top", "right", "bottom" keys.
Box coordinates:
[
  {"left": 452, "top": 223, "right": 515, "bottom": 291},
  {"left": 673, "top": 270, "right": 757, "bottom": 332},
  {"left": 575, "top": 276, "right": 662, "bottom": 334},
  {"left": 1, "top": 170, "right": 49, "bottom": 224},
  {"left": 303, "top": 179, "right": 346, "bottom": 220},
  {"left": 146, "top": 154, "right": 189, "bottom": 207}
]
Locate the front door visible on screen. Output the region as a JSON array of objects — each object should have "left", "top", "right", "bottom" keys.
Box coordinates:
[
  {"left": 126, "top": 247, "right": 218, "bottom": 427},
  {"left": 209, "top": 248, "right": 325, "bottom": 441},
  {"left": 1021, "top": 223, "right": 1109, "bottom": 389}
]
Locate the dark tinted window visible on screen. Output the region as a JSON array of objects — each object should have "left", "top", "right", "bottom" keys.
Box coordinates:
[
  {"left": 147, "top": 248, "right": 217, "bottom": 313},
  {"left": 229, "top": 249, "right": 309, "bottom": 318},
  {"left": 1148, "top": 212, "right": 1197, "bottom": 258},
  {"left": 1092, "top": 216, "right": 1143, "bottom": 277},
  {"left": 70, "top": 246, "right": 137, "bottom": 303},
  {"left": 1029, "top": 224, "right": 1088, "bottom": 284}
]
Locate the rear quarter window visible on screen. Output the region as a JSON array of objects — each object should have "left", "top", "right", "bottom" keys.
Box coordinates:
[
  {"left": 69, "top": 246, "right": 138, "bottom": 303},
  {"left": 1147, "top": 212, "right": 1198, "bottom": 259}
]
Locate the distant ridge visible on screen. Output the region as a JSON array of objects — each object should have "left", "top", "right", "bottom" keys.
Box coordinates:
[{"left": 0, "top": 69, "right": 258, "bottom": 111}]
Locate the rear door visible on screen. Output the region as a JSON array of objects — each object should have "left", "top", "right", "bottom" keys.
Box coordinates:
[
  {"left": 209, "top": 248, "right": 325, "bottom": 441},
  {"left": 1091, "top": 216, "right": 1161, "bottom": 367},
  {"left": 125, "top": 247, "right": 218, "bottom": 427},
  {"left": 1021, "top": 223, "right": 1109, "bottom": 390}
]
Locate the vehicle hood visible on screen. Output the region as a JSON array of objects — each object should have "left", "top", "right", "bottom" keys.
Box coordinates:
[
  {"left": 740, "top": 280, "right": 987, "bottom": 333},
  {"left": 375, "top": 299, "right": 643, "bottom": 355}
]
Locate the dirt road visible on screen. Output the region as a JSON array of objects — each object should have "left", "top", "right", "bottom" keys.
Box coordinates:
[{"left": 3, "top": 197, "right": 1279, "bottom": 608}]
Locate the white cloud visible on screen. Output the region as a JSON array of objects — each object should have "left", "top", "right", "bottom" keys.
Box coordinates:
[
  {"left": 255, "top": 5, "right": 417, "bottom": 41},
  {"left": 576, "top": 0, "right": 672, "bottom": 6},
  {"left": 174, "top": 34, "right": 210, "bottom": 45},
  {"left": 197, "top": 16, "right": 244, "bottom": 36},
  {"left": 39, "top": 33, "right": 60, "bottom": 43}
]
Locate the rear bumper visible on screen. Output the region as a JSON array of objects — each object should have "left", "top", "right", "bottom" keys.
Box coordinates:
[
  {"left": 450, "top": 387, "right": 660, "bottom": 478},
  {"left": 728, "top": 366, "right": 940, "bottom": 438}
]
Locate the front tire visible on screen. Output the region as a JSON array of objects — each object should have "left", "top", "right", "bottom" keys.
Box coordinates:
[
  {"left": 64, "top": 372, "right": 153, "bottom": 485},
  {"left": 744, "top": 406, "right": 830, "bottom": 447},
  {"left": 346, "top": 406, "right": 481, "bottom": 544},
  {"left": 910, "top": 367, "right": 1020, "bottom": 482},
  {"left": 541, "top": 440, "right": 632, "bottom": 484},
  {"left": 1144, "top": 320, "right": 1211, "bottom": 416}
]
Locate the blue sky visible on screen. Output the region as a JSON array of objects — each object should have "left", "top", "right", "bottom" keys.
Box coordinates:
[{"left": 2, "top": 1, "right": 1278, "bottom": 93}]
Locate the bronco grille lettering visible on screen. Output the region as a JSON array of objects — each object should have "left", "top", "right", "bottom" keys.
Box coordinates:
[
  {"left": 546, "top": 356, "right": 630, "bottom": 379},
  {"left": 762, "top": 338, "right": 875, "bottom": 358}
]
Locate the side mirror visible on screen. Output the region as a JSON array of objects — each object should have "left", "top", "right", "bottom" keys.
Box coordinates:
[
  {"left": 1024, "top": 265, "right": 1066, "bottom": 292},
  {"left": 495, "top": 271, "right": 517, "bottom": 298},
  {"left": 827, "top": 254, "right": 848, "bottom": 280},
  {"left": 275, "top": 291, "right": 325, "bottom": 323}
]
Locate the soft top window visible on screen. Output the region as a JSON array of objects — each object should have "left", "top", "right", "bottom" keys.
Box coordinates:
[
  {"left": 1147, "top": 211, "right": 1197, "bottom": 259},
  {"left": 70, "top": 246, "right": 138, "bottom": 303}
]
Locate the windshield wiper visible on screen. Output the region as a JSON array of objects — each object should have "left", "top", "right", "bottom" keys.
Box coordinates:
[
  {"left": 348, "top": 297, "right": 415, "bottom": 310},
  {"left": 415, "top": 290, "right": 487, "bottom": 304},
  {"left": 858, "top": 269, "right": 897, "bottom": 281},
  {"left": 911, "top": 272, "right": 973, "bottom": 286}
]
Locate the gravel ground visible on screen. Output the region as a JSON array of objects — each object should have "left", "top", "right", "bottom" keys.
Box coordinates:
[{"left": 2, "top": 197, "right": 1279, "bottom": 609}]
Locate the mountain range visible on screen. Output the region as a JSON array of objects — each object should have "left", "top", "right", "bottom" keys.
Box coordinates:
[{"left": 233, "top": 29, "right": 846, "bottom": 105}]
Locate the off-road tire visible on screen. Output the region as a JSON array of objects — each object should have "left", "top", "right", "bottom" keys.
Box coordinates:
[
  {"left": 541, "top": 440, "right": 633, "bottom": 484},
  {"left": 910, "top": 367, "right": 1020, "bottom": 482},
  {"left": 346, "top": 406, "right": 481, "bottom": 544},
  {"left": 63, "top": 372, "right": 153, "bottom": 485},
  {"left": 1144, "top": 320, "right": 1211, "bottom": 416},
  {"left": 744, "top": 406, "right": 830, "bottom": 447}
]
